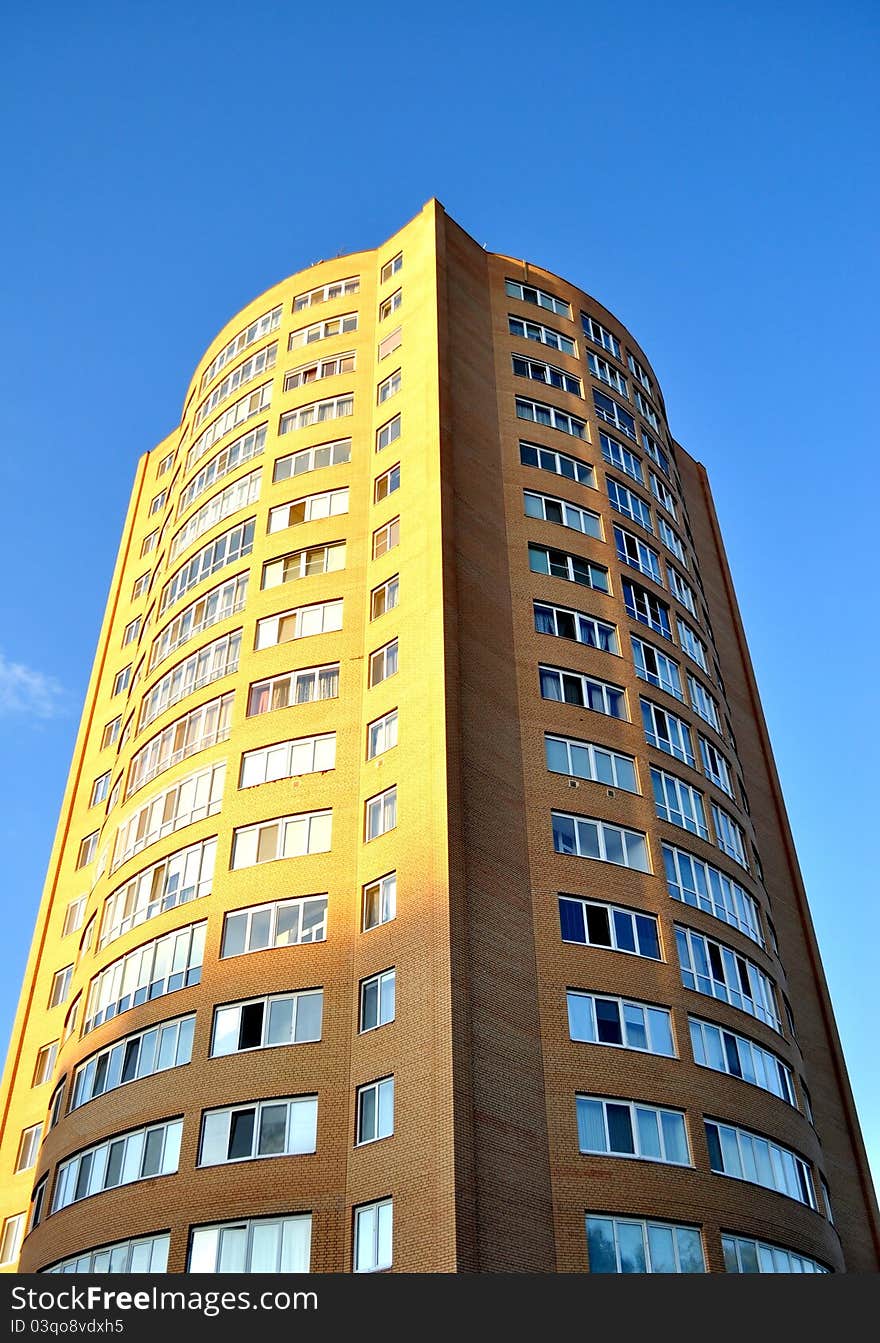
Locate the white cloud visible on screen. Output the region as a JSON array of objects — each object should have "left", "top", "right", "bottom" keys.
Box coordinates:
[{"left": 0, "top": 651, "right": 67, "bottom": 719}]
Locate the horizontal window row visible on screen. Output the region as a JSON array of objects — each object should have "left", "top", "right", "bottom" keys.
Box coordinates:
[
  {"left": 100, "top": 836, "right": 216, "bottom": 948},
  {"left": 160, "top": 519, "right": 255, "bottom": 615},
  {"left": 125, "top": 692, "right": 233, "bottom": 799},
  {"left": 178, "top": 424, "right": 266, "bottom": 517},
  {"left": 201, "top": 305, "right": 281, "bottom": 388},
  {"left": 139, "top": 630, "right": 240, "bottom": 730},
  {"left": 187, "top": 383, "right": 272, "bottom": 472},
  {"left": 170, "top": 470, "right": 261, "bottom": 562},
  {"left": 150, "top": 573, "right": 248, "bottom": 672},
  {"left": 195, "top": 343, "right": 277, "bottom": 428}
]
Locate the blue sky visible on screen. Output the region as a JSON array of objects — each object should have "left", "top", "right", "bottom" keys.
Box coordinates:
[{"left": 1, "top": 1, "right": 878, "bottom": 1193}]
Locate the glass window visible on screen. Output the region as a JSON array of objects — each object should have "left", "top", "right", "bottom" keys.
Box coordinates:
[
  {"left": 576, "top": 1096, "right": 690, "bottom": 1164},
  {"left": 552, "top": 811, "right": 649, "bottom": 872},
  {"left": 363, "top": 873, "right": 396, "bottom": 931},
  {"left": 539, "top": 666, "right": 625, "bottom": 719},
  {"left": 567, "top": 991, "right": 674, "bottom": 1056},
  {"left": 519, "top": 440, "right": 594, "bottom": 487},
  {"left": 360, "top": 969, "right": 395, "bottom": 1032},
  {"left": 356, "top": 1077, "right": 394, "bottom": 1144},
  {"left": 354, "top": 1199, "right": 393, "bottom": 1273},
  {"left": 586, "top": 1216, "right": 704, "bottom": 1274}
]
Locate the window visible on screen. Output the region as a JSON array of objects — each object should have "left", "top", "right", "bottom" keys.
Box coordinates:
[
  {"left": 663, "top": 842, "right": 762, "bottom": 944},
  {"left": 247, "top": 663, "right": 339, "bottom": 715},
  {"left": 49, "top": 965, "right": 73, "bottom": 1008},
  {"left": 711, "top": 803, "right": 748, "bottom": 868},
  {"left": 623, "top": 579, "right": 671, "bottom": 639},
  {"left": 534, "top": 601, "right": 617, "bottom": 653},
  {"left": 47, "top": 1079, "right": 66, "bottom": 1129},
  {"left": 635, "top": 388, "right": 659, "bottom": 430},
  {"left": 631, "top": 635, "right": 682, "bottom": 700},
  {"left": 368, "top": 709, "right": 398, "bottom": 760},
  {"left": 614, "top": 525, "right": 662, "bottom": 583},
  {"left": 586, "top": 1216, "right": 704, "bottom": 1274},
  {"left": 279, "top": 394, "right": 353, "bottom": 435},
  {"left": 559, "top": 896, "right": 660, "bottom": 960},
  {"left": 71, "top": 1015, "right": 195, "bottom": 1110},
  {"left": 149, "top": 489, "right": 167, "bottom": 516},
  {"left": 284, "top": 351, "right": 355, "bottom": 391},
  {"left": 378, "top": 327, "right": 402, "bottom": 361},
  {"left": 160, "top": 520, "right": 255, "bottom": 614},
  {"left": 157, "top": 450, "right": 175, "bottom": 476},
  {"left": 651, "top": 767, "right": 708, "bottom": 839},
  {"left": 380, "top": 252, "right": 403, "bottom": 283},
  {"left": 528, "top": 544, "right": 609, "bottom": 593},
  {"left": 641, "top": 697, "right": 695, "bottom": 766},
  {"left": 516, "top": 397, "right": 586, "bottom": 439},
  {"left": 519, "top": 440, "right": 594, "bottom": 487},
  {"left": 513, "top": 354, "right": 581, "bottom": 396},
  {"left": 508, "top": 314, "right": 575, "bottom": 355},
  {"left": 122, "top": 617, "right": 141, "bottom": 647},
  {"left": 52, "top": 1119, "right": 183, "bottom": 1212},
  {"left": 377, "top": 369, "right": 401, "bottom": 403},
  {"left": 821, "top": 1176, "right": 834, "bottom": 1225},
  {"left": 255, "top": 600, "right": 343, "bottom": 650},
  {"left": 140, "top": 530, "right": 158, "bottom": 558},
  {"left": 170, "top": 471, "right": 261, "bottom": 562},
  {"left": 88, "top": 773, "right": 111, "bottom": 814},
  {"left": 230, "top": 811, "right": 332, "bottom": 869},
  {"left": 32, "top": 1043, "right": 58, "bottom": 1088},
  {"left": 539, "top": 666, "right": 625, "bottom": 719},
  {"left": 261, "top": 541, "right": 345, "bottom": 589},
  {"left": 546, "top": 733, "right": 637, "bottom": 791},
  {"left": 268, "top": 488, "right": 349, "bottom": 535},
  {"left": 371, "top": 575, "right": 399, "bottom": 619},
  {"left": 688, "top": 675, "right": 720, "bottom": 732},
  {"left": 721, "top": 1234, "right": 828, "bottom": 1275},
  {"left": 112, "top": 666, "right": 131, "bottom": 698},
  {"left": 677, "top": 617, "right": 714, "bottom": 671},
  {"left": 700, "top": 737, "right": 734, "bottom": 796},
  {"left": 112, "top": 768, "right": 224, "bottom": 873},
  {"left": 576, "top": 1096, "right": 689, "bottom": 1166},
  {"left": 581, "top": 314, "right": 620, "bottom": 358},
  {"left": 202, "top": 304, "right": 282, "bottom": 386},
  {"left": 356, "top": 1077, "right": 394, "bottom": 1145},
  {"left": 211, "top": 991, "right": 322, "bottom": 1056},
  {"left": 668, "top": 565, "right": 695, "bottom": 613},
  {"left": 659, "top": 520, "right": 686, "bottom": 565},
  {"left": 374, "top": 463, "right": 400, "bottom": 503},
  {"left": 84, "top": 921, "right": 205, "bottom": 1034},
  {"left": 593, "top": 390, "right": 636, "bottom": 440},
  {"left": 29, "top": 1180, "right": 47, "bottom": 1233},
  {"left": 221, "top": 896, "right": 328, "bottom": 958},
  {"left": 524, "top": 491, "right": 601, "bottom": 538},
  {"left": 289, "top": 312, "right": 358, "bottom": 351},
  {"left": 567, "top": 991, "right": 674, "bottom": 1056},
  {"left": 552, "top": 811, "right": 649, "bottom": 872},
  {"left": 187, "top": 386, "right": 272, "bottom": 469},
  {"left": 607, "top": 479, "right": 652, "bottom": 531},
  {"left": 376, "top": 414, "right": 401, "bottom": 452},
  {"left": 650, "top": 472, "right": 677, "bottom": 517},
  {"left": 366, "top": 786, "right": 397, "bottom": 841},
  {"left": 273, "top": 436, "right": 351, "bottom": 483},
  {"left": 240, "top": 733, "right": 335, "bottom": 788},
  {"left": 0, "top": 1215, "right": 25, "bottom": 1267},
  {"left": 627, "top": 352, "right": 654, "bottom": 395},
  {"left": 360, "top": 969, "right": 395, "bottom": 1032},
  {"left": 150, "top": 572, "right": 248, "bottom": 671},
  {"left": 506, "top": 278, "right": 571, "bottom": 317},
  {"left": 689, "top": 1017, "right": 796, "bottom": 1107},
  {"left": 379, "top": 290, "right": 402, "bottom": 322},
  {"left": 14, "top": 1124, "right": 42, "bottom": 1173},
  {"left": 293, "top": 276, "right": 359, "bottom": 310},
  {"left": 101, "top": 834, "right": 216, "bottom": 946},
  {"left": 199, "top": 1096, "right": 317, "bottom": 1165},
  {"left": 188, "top": 1217, "right": 311, "bottom": 1274},
  {"left": 354, "top": 1199, "right": 393, "bottom": 1273},
  {"left": 125, "top": 693, "right": 233, "bottom": 798},
  {"left": 61, "top": 896, "right": 87, "bottom": 937},
  {"left": 642, "top": 431, "right": 670, "bottom": 476},
  {"left": 139, "top": 631, "right": 240, "bottom": 731},
  {"left": 675, "top": 925, "right": 781, "bottom": 1032},
  {"left": 372, "top": 516, "right": 400, "bottom": 559},
  {"left": 705, "top": 1119, "right": 817, "bottom": 1209},
  {"left": 132, "top": 572, "right": 151, "bottom": 600},
  {"left": 62, "top": 993, "right": 80, "bottom": 1041},
  {"left": 587, "top": 352, "right": 628, "bottom": 398},
  {"left": 363, "top": 873, "right": 396, "bottom": 931},
  {"left": 46, "top": 1234, "right": 171, "bottom": 1275},
  {"left": 369, "top": 639, "right": 398, "bottom": 687},
  {"left": 600, "top": 432, "right": 643, "bottom": 483}
]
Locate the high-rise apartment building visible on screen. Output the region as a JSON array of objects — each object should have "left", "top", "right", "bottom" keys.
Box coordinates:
[{"left": 1, "top": 200, "right": 877, "bottom": 1276}]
